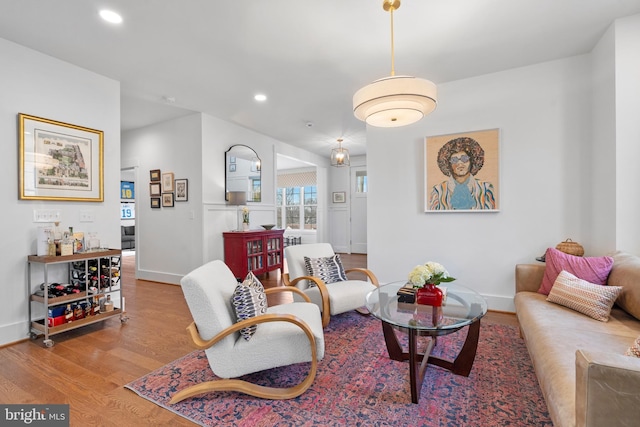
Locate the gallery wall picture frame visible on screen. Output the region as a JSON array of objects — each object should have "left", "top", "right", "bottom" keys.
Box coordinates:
[
  {"left": 333, "top": 191, "right": 346, "bottom": 203},
  {"left": 150, "top": 197, "right": 161, "bottom": 209},
  {"left": 162, "top": 192, "right": 174, "bottom": 207},
  {"left": 18, "top": 113, "right": 104, "bottom": 201},
  {"left": 149, "top": 182, "right": 162, "bottom": 196},
  {"left": 175, "top": 178, "right": 188, "bottom": 202},
  {"left": 162, "top": 172, "right": 175, "bottom": 192},
  {"left": 229, "top": 164, "right": 236, "bottom": 172},
  {"left": 425, "top": 128, "right": 500, "bottom": 213},
  {"left": 150, "top": 169, "right": 161, "bottom": 181}
]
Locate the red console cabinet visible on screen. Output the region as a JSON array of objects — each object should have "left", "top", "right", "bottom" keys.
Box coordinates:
[{"left": 223, "top": 229, "right": 284, "bottom": 279}]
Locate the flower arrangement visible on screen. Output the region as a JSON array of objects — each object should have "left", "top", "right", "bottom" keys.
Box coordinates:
[
  {"left": 242, "top": 207, "right": 250, "bottom": 224},
  {"left": 408, "top": 261, "right": 456, "bottom": 288}
]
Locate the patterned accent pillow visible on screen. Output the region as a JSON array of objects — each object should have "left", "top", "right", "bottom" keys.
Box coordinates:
[
  {"left": 547, "top": 270, "right": 622, "bottom": 322},
  {"left": 304, "top": 254, "right": 348, "bottom": 286},
  {"left": 231, "top": 271, "right": 267, "bottom": 340},
  {"left": 538, "top": 247, "right": 614, "bottom": 295},
  {"left": 626, "top": 336, "right": 640, "bottom": 358}
]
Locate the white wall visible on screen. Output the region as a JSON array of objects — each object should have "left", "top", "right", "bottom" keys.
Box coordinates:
[
  {"left": 0, "top": 38, "right": 121, "bottom": 345},
  {"left": 614, "top": 14, "right": 640, "bottom": 254},
  {"left": 589, "top": 14, "right": 640, "bottom": 256},
  {"left": 123, "top": 113, "right": 330, "bottom": 281},
  {"left": 368, "top": 54, "right": 594, "bottom": 312},
  {"left": 122, "top": 114, "right": 204, "bottom": 283}
]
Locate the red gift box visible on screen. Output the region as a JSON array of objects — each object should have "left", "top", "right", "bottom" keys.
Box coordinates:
[{"left": 47, "top": 315, "right": 66, "bottom": 327}]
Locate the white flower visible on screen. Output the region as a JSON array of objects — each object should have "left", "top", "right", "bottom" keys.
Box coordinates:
[{"left": 408, "top": 261, "right": 455, "bottom": 287}]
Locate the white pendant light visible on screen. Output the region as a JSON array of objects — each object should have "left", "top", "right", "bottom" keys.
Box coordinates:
[{"left": 353, "top": 0, "right": 437, "bottom": 127}]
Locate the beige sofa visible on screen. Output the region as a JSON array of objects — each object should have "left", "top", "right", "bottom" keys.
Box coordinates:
[{"left": 514, "top": 251, "right": 640, "bottom": 427}]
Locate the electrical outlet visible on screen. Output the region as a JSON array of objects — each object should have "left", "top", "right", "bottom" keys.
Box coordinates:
[{"left": 79, "top": 210, "right": 94, "bottom": 222}]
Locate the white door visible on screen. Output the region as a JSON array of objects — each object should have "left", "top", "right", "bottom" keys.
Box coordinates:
[{"left": 350, "top": 166, "right": 367, "bottom": 254}]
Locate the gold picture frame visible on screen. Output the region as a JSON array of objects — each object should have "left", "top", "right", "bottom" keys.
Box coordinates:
[{"left": 18, "top": 113, "right": 104, "bottom": 201}]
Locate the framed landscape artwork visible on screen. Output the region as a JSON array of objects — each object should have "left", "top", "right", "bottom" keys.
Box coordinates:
[
  {"left": 425, "top": 128, "right": 500, "bottom": 212},
  {"left": 18, "top": 113, "right": 104, "bottom": 201},
  {"left": 333, "top": 191, "right": 346, "bottom": 203}
]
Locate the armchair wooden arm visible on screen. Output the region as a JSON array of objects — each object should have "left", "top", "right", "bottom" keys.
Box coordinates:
[
  {"left": 283, "top": 273, "right": 331, "bottom": 327},
  {"left": 264, "top": 286, "right": 312, "bottom": 302},
  {"left": 345, "top": 268, "right": 380, "bottom": 286},
  {"left": 170, "top": 313, "right": 318, "bottom": 403}
]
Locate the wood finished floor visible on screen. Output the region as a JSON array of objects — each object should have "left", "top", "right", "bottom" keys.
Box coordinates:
[{"left": 1, "top": 253, "right": 518, "bottom": 426}]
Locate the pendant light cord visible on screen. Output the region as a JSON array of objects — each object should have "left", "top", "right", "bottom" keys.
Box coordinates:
[{"left": 389, "top": 5, "right": 395, "bottom": 76}]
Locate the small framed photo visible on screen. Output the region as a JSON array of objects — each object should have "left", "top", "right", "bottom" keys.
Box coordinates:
[
  {"left": 333, "top": 191, "right": 346, "bottom": 203},
  {"left": 162, "top": 172, "right": 175, "bottom": 192},
  {"left": 229, "top": 164, "right": 236, "bottom": 172},
  {"left": 229, "top": 156, "right": 236, "bottom": 164},
  {"left": 175, "top": 178, "right": 188, "bottom": 202},
  {"left": 150, "top": 169, "right": 161, "bottom": 182},
  {"left": 162, "top": 192, "right": 174, "bottom": 207},
  {"left": 150, "top": 197, "right": 161, "bottom": 209},
  {"left": 150, "top": 182, "right": 162, "bottom": 196}
]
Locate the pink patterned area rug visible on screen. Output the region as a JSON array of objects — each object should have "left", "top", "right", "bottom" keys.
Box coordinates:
[{"left": 125, "top": 312, "right": 551, "bottom": 426}]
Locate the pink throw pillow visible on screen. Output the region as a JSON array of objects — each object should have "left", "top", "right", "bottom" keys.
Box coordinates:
[{"left": 538, "top": 247, "right": 613, "bottom": 295}]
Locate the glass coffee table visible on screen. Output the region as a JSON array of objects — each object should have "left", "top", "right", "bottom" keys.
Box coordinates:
[{"left": 365, "top": 281, "right": 488, "bottom": 403}]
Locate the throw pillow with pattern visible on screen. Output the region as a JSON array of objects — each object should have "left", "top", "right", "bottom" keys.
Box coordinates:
[
  {"left": 626, "top": 336, "right": 640, "bottom": 358},
  {"left": 304, "top": 254, "right": 347, "bottom": 286},
  {"left": 231, "top": 271, "right": 267, "bottom": 340},
  {"left": 547, "top": 270, "right": 622, "bottom": 322}
]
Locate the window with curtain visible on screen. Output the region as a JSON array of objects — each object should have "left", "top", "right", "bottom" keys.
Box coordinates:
[{"left": 277, "top": 169, "right": 317, "bottom": 230}]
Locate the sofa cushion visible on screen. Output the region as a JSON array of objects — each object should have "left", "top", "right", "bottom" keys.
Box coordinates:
[
  {"left": 547, "top": 270, "right": 622, "bottom": 322},
  {"left": 538, "top": 247, "right": 613, "bottom": 295},
  {"left": 304, "top": 254, "right": 347, "bottom": 286},
  {"left": 231, "top": 272, "right": 267, "bottom": 340},
  {"left": 608, "top": 251, "right": 640, "bottom": 321}
]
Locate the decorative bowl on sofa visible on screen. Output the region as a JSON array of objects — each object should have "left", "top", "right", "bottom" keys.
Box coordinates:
[{"left": 261, "top": 224, "right": 275, "bottom": 230}]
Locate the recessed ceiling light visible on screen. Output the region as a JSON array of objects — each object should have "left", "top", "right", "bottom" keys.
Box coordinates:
[
  {"left": 99, "top": 10, "right": 123, "bottom": 24},
  {"left": 254, "top": 94, "right": 267, "bottom": 102}
]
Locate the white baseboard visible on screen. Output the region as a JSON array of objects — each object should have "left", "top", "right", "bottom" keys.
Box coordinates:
[{"left": 482, "top": 293, "right": 515, "bottom": 313}]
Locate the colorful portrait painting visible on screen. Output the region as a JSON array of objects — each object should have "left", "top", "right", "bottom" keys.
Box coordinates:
[{"left": 425, "top": 129, "right": 500, "bottom": 212}]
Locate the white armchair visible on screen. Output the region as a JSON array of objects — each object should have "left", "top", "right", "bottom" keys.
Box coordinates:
[
  {"left": 170, "top": 260, "right": 325, "bottom": 403},
  {"left": 283, "top": 243, "right": 379, "bottom": 328}
]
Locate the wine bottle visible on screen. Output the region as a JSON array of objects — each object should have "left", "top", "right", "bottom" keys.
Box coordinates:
[{"left": 64, "top": 304, "right": 73, "bottom": 323}]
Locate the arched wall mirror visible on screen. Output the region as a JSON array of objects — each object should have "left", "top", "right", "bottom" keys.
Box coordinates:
[{"left": 225, "top": 144, "right": 261, "bottom": 202}]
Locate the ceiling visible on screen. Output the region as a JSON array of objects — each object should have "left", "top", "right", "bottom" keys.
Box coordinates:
[{"left": 1, "top": 1, "right": 639, "bottom": 158}]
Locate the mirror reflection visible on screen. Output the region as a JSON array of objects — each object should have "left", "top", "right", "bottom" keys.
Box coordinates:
[{"left": 225, "top": 144, "right": 261, "bottom": 202}]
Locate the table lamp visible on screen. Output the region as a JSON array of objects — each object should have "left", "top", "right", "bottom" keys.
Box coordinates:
[{"left": 227, "top": 191, "right": 247, "bottom": 231}]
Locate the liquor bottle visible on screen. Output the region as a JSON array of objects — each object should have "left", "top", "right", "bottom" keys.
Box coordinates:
[
  {"left": 64, "top": 304, "right": 73, "bottom": 323},
  {"left": 104, "top": 295, "right": 114, "bottom": 312},
  {"left": 92, "top": 296, "right": 100, "bottom": 315},
  {"left": 53, "top": 222, "right": 62, "bottom": 256},
  {"left": 73, "top": 303, "right": 84, "bottom": 320},
  {"left": 60, "top": 231, "right": 74, "bottom": 256},
  {"left": 47, "top": 230, "right": 56, "bottom": 256}
]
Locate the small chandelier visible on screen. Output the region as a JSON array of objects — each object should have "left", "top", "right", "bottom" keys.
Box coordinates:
[
  {"left": 330, "top": 138, "right": 350, "bottom": 167},
  {"left": 353, "top": 0, "right": 437, "bottom": 127}
]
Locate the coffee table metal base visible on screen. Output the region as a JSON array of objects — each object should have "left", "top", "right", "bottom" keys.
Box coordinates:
[{"left": 381, "top": 319, "right": 482, "bottom": 404}]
